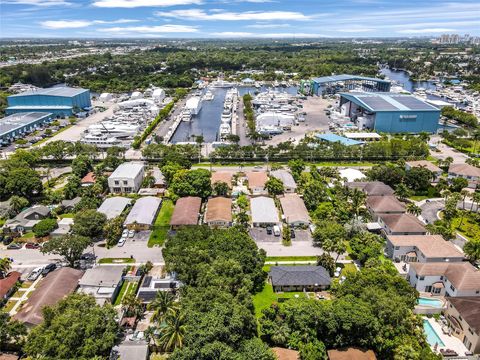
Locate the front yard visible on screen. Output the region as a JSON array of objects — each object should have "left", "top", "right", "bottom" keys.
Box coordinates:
[
  {"left": 148, "top": 199, "right": 174, "bottom": 248},
  {"left": 253, "top": 283, "right": 307, "bottom": 318}
]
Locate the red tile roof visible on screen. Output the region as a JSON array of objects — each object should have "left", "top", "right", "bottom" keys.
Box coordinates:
[
  {"left": 0, "top": 271, "right": 21, "bottom": 298},
  {"left": 81, "top": 172, "right": 96, "bottom": 184}
]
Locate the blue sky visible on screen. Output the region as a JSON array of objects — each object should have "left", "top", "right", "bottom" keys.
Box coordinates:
[{"left": 1, "top": 0, "right": 479, "bottom": 38}]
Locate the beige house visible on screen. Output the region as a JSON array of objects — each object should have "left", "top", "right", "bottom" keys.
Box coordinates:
[
  {"left": 204, "top": 197, "right": 232, "bottom": 228},
  {"left": 279, "top": 193, "right": 310, "bottom": 227},
  {"left": 211, "top": 171, "right": 233, "bottom": 189},
  {"left": 444, "top": 297, "right": 480, "bottom": 354},
  {"left": 405, "top": 160, "right": 442, "bottom": 182},
  {"left": 378, "top": 213, "right": 427, "bottom": 235},
  {"left": 448, "top": 163, "right": 480, "bottom": 189},
  {"left": 366, "top": 195, "right": 406, "bottom": 220},
  {"left": 169, "top": 197, "right": 202, "bottom": 229},
  {"left": 246, "top": 171, "right": 268, "bottom": 195}
]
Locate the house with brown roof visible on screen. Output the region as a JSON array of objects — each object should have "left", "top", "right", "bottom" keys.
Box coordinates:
[
  {"left": 211, "top": 171, "right": 233, "bottom": 189},
  {"left": 169, "top": 197, "right": 202, "bottom": 229},
  {"left": 378, "top": 213, "right": 427, "bottom": 235},
  {"left": 279, "top": 193, "right": 311, "bottom": 227},
  {"left": 204, "top": 197, "right": 232, "bottom": 227},
  {"left": 271, "top": 170, "right": 297, "bottom": 193},
  {"left": 444, "top": 297, "right": 480, "bottom": 354},
  {"left": 448, "top": 163, "right": 480, "bottom": 189},
  {"left": 386, "top": 235, "right": 464, "bottom": 263},
  {"left": 14, "top": 267, "right": 84, "bottom": 326},
  {"left": 327, "top": 348, "right": 377, "bottom": 360},
  {"left": 81, "top": 172, "right": 96, "bottom": 186},
  {"left": 408, "top": 262, "right": 480, "bottom": 297},
  {"left": 346, "top": 181, "right": 394, "bottom": 196},
  {"left": 246, "top": 171, "right": 268, "bottom": 195},
  {"left": 366, "top": 195, "right": 406, "bottom": 220},
  {"left": 405, "top": 160, "right": 442, "bottom": 182},
  {"left": 0, "top": 271, "right": 21, "bottom": 300},
  {"left": 272, "top": 347, "right": 299, "bottom": 360}
]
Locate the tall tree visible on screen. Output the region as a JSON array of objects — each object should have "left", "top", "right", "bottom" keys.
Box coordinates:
[
  {"left": 72, "top": 209, "right": 107, "bottom": 238},
  {"left": 41, "top": 234, "right": 91, "bottom": 267},
  {"left": 158, "top": 310, "right": 186, "bottom": 353},
  {"left": 148, "top": 291, "right": 177, "bottom": 324}
]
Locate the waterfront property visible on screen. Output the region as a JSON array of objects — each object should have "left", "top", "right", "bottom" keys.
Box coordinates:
[
  {"left": 123, "top": 197, "right": 161, "bottom": 231},
  {"left": 204, "top": 197, "right": 232, "bottom": 228},
  {"left": 444, "top": 297, "right": 480, "bottom": 353},
  {"left": 169, "top": 196, "right": 202, "bottom": 229},
  {"left": 6, "top": 86, "right": 91, "bottom": 117},
  {"left": 408, "top": 262, "right": 480, "bottom": 297},
  {"left": 270, "top": 266, "right": 331, "bottom": 292},
  {"left": 279, "top": 193, "right": 311, "bottom": 227},
  {"left": 78, "top": 266, "right": 125, "bottom": 305},
  {"left": 448, "top": 163, "right": 480, "bottom": 189},
  {"left": 339, "top": 92, "right": 440, "bottom": 133},
  {"left": 108, "top": 162, "right": 145, "bottom": 194},
  {"left": 0, "top": 112, "right": 53, "bottom": 145},
  {"left": 304, "top": 74, "right": 390, "bottom": 96},
  {"left": 250, "top": 196, "right": 279, "bottom": 227}
]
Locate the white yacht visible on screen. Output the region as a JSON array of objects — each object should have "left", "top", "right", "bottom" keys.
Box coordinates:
[
  {"left": 203, "top": 90, "right": 215, "bottom": 101},
  {"left": 185, "top": 96, "right": 202, "bottom": 115},
  {"left": 219, "top": 123, "right": 231, "bottom": 139},
  {"left": 81, "top": 132, "right": 121, "bottom": 148},
  {"left": 180, "top": 109, "right": 192, "bottom": 122},
  {"left": 87, "top": 122, "right": 139, "bottom": 138}
]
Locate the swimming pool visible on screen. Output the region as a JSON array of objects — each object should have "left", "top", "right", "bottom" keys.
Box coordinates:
[
  {"left": 423, "top": 320, "right": 445, "bottom": 347},
  {"left": 418, "top": 297, "right": 444, "bottom": 308}
]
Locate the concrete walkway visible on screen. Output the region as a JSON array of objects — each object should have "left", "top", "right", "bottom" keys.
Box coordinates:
[{"left": 9, "top": 276, "right": 42, "bottom": 315}]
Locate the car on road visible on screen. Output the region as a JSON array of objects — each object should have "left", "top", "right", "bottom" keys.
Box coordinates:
[
  {"left": 27, "top": 266, "right": 44, "bottom": 281},
  {"left": 42, "top": 263, "right": 56, "bottom": 276},
  {"left": 25, "top": 243, "right": 40, "bottom": 249},
  {"left": 118, "top": 237, "right": 126, "bottom": 247},
  {"left": 80, "top": 253, "right": 96, "bottom": 261},
  {"left": 7, "top": 242, "right": 22, "bottom": 250},
  {"left": 122, "top": 229, "right": 129, "bottom": 238},
  {"left": 128, "top": 230, "right": 135, "bottom": 238}
]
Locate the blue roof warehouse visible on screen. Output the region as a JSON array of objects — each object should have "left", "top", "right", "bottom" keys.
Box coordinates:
[
  {"left": 6, "top": 87, "right": 91, "bottom": 117},
  {"left": 0, "top": 112, "right": 53, "bottom": 145},
  {"left": 339, "top": 92, "right": 440, "bottom": 133}
]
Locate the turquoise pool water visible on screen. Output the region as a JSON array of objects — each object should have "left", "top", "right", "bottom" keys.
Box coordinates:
[
  {"left": 423, "top": 320, "right": 445, "bottom": 347},
  {"left": 418, "top": 297, "right": 444, "bottom": 308}
]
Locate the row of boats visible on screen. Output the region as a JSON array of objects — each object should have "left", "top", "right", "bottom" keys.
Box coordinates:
[{"left": 219, "top": 88, "right": 239, "bottom": 140}]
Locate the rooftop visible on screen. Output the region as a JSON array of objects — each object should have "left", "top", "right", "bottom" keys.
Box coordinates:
[
  {"left": 410, "top": 262, "right": 480, "bottom": 291},
  {"left": 340, "top": 92, "right": 440, "bottom": 112},
  {"left": 279, "top": 193, "right": 310, "bottom": 224},
  {"left": 366, "top": 195, "right": 406, "bottom": 213},
  {"left": 270, "top": 266, "right": 331, "bottom": 287},
  {"left": 0, "top": 112, "right": 52, "bottom": 137},
  {"left": 250, "top": 196, "right": 279, "bottom": 224},
  {"left": 98, "top": 196, "right": 132, "bottom": 220},
  {"left": 447, "top": 297, "right": 480, "bottom": 334},
  {"left": 114, "top": 342, "right": 149, "bottom": 360},
  {"left": 343, "top": 132, "right": 382, "bottom": 139},
  {"left": 406, "top": 160, "right": 442, "bottom": 173},
  {"left": 313, "top": 74, "right": 390, "bottom": 85},
  {"left": 9, "top": 86, "right": 89, "bottom": 98},
  {"left": 124, "top": 197, "right": 161, "bottom": 226},
  {"left": 339, "top": 168, "right": 366, "bottom": 183},
  {"left": 211, "top": 171, "right": 233, "bottom": 188},
  {"left": 205, "top": 197, "right": 232, "bottom": 223},
  {"left": 109, "top": 162, "right": 144, "bottom": 179},
  {"left": 79, "top": 266, "right": 124, "bottom": 288},
  {"left": 271, "top": 169, "right": 297, "bottom": 189},
  {"left": 387, "top": 235, "right": 464, "bottom": 259},
  {"left": 0, "top": 271, "right": 22, "bottom": 299},
  {"left": 246, "top": 171, "right": 268, "bottom": 188},
  {"left": 327, "top": 348, "right": 377, "bottom": 360},
  {"left": 448, "top": 163, "right": 480, "bottom": 177},
  {"left": 272, "top": 347, "right": 299, "bottom": 360},
  {"left": 380, "top": 213, "right": 426, "bottom": 233},
  {"left": 316, "top": 133, "right": 363, "bottom": 146},
  {"left": 170, "top": 196, "right": 202, "bottom": 226},
  {"left": 346, "top": 181, "right": 394, "bottom": 196}
]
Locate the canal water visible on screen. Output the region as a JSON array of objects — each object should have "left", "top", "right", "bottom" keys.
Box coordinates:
[
  {"left": 380, "top": 68, "right": 436, "bottom": 92},
  {"left": 170, "top": 86, "right": 297, "bottom": 143}
]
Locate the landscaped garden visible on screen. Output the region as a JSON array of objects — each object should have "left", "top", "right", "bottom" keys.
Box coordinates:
[{"left": 148, "top": 199, "right": 174, "bottom": 247}]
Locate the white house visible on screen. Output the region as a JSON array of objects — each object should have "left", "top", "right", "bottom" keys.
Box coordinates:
[
  {"left": 108, "top": 162, "right": 145, "bottom": 194},
  {"left": 250, "top": 196, "right": 279, "bottom": 227},
  {"left": 78, "top": 266, "right": 125, "bottom": 305}
]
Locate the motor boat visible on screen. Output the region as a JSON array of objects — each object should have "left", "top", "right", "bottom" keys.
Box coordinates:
[
  {"left": 87, "top": 122, "right": 139, "bottom": 138},
  {"left": 81, "top": 132, "right": 121, "bottom": 148},
  {"left": 203, "top": 90, "right": 214, "bottom": 101}
]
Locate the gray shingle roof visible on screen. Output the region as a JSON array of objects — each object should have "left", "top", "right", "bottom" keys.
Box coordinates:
[
  {"left": 98, "top": 197, "right": 132, "bottom": 220},
  {"left": 270, "top": 266, "right": 331, "bottom": 287},
  {"left": 124, "top": 197, "right": 161, "bottom": 226}
]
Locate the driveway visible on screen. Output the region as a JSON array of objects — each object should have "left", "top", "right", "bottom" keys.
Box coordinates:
[{"left": 420, "top": 199, "right": 444, "bottom": 224}]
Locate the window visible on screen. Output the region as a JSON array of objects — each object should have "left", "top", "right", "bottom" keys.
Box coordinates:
[
  {"left": 124, "top": 187, "right": 132, "bottom": 193},
  {"left": 468, "top": 328, "right": 474, "bottom": 335},
  {"left": 123, "top": 180, "right": 128, "bottom": 185},
  {"left": 450, "top": 284, "right": 456, "bottom": 291},
  {"left": 395, "top": 246, "right": 400, "bottom": 250},
  {"left": 419, "top": 276, "right": 425, "bottom": 280},
  {"left": 114, "top": 181, "right": 119, "bottom": 185}
]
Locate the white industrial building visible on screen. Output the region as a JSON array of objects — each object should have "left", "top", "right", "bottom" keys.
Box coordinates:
[{"left": 108, "top": 162, "right": 145, "bottom": 194}]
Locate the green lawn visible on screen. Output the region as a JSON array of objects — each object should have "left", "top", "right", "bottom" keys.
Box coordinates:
[
  {"left": 451, "top": 212, "right": 480, "bottom": 242},
  {"left": 340, "top": 263, "right": 357, "bottom": 277},
  {"left": 266, "top": 256, "right": 317, "bottom": 262},
  {"left": 113, "top": 280, "right": 138, "bottom": 306},
  {"left": 2, "top": 300, "right": 17, "bottom": 312},
  {"left": 18, "top": 232, "right": 35, "bottom": 240},
  {"left": 253, "top": 283, "right": 306, "bottom": 318},
  {"left": 59, "top": 213, "right": 74, "bottom": 219},
  {"left": 148, "top": 199, "right": 174, "bottom": 248},
  {"left": 98, "top": 257, "right": 135, "bottom": 264}
]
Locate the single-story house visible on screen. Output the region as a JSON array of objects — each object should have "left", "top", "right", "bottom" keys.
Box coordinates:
[
  {"left": 270, "top": 266, "right": 331, "bottom": 292},
  {"left": 250, "top": 196, "right": 279, "bottom": 227},
  {"left": 60, "top": 197, "right": 81, "bottom": 211},
  {"left": 137, "top": 274, "right": 181, "bottom": 303},
  {"left": 137, "top": 188, "right": 165, "bottom": 196},
  {"left": 444, "top": 297, "right": 480, "bottom": 354},
  {"left": 366, "top": 195, "right": 406, "bottom": 220},
  {"left": 327, "top": 348, "right": 377, "bottom": 360},
  {"left": 111, "top": 341, "right": 149, "bottom": 360},
  {"left": 0, "top": 271, "right": 21, "bottom": 300},
  {"left": 448, "top": 163, "right": 480, "bottom": 189},
  {"left": 405, "top": 160, "right": 442, "bottom": 181},
  {"left": 338, "top": 168, "right": 366, "bottom": 183},
  {"left": 271, "top": 170, "right": 297, "bottom": 193},
  {"left": 407, "top": 262, "right": 480, "bottom": 297},
  {"left": 4, "top": 205, "right": 50, "bottom": 233},
  {"left": 50, "top": 217, "right": 73, "bottom": 238},
  {"left": 169, "top": 197, "right": 202, "bottom": 229},
  {"left": 246, "top": 171, "right": 268, "bottom": 195},
  {"left": 378, "top": 213, "right": 427, "bottom": 235},
  {"left": 272, "top": 347, "right": 299, "bottom": 360},
  {"left": 81, "top": 172, "right": 96, "bottom": 186},
  {"left": 14, "top": 267, "right": 84, "bottom": 326},
  {"left": 97, "top": 197, "right": 132, "bottom": 220},
  {"left": 78, "top": 266, "right": 124, "bottom": 305},
  {"left": 279, "top": 193, "right": 311, "bottom": 227},
  {"left": 386, "top": 235, "right": 464, "bottom": 263},
  {"left": 211, "top": 171, "right": 233, "bottom": 189},
  {"left": 151, "top": 167, "right": 166, "bottom": 188},
  {"left": 204, "top": 197, "right": 232, "bottom": 227},
  {"left": 124, "top": 197, "right": 161, "bottom": 231},
  {"left": 346, "top": 181, "right": 394, "bottom": 196}
]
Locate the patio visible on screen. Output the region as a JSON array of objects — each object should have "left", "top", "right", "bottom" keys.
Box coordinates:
[{"left": 424, "top": 317, "right": 470, "bottom": 356}]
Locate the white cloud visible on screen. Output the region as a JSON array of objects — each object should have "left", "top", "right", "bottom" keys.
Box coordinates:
[
  {"left": 99, "top": 24, "right": 199, "bottom": 33},
  {"left": 40, "top": 19, "right": 139, "bottom": 29},
  {"left": 337, "top": 26, "right": 374, "bottom": 33},
  {"left": 155, "top": 9, "right": 310, "bottom": 21},
  {"left": 3, "top": 0, "right": 71, "bottom": 5},
  {"left": 212, "top": 32, "right": 327, "bottom": 38},
  {"left": 92, "top": 0, "right": 202, "bottom": 8},
  {"left": 247, "top": 23, "right": 291, "bottom": 29},
  {"left": 397, "top": 28, "right": 457, "bottom": 34}
]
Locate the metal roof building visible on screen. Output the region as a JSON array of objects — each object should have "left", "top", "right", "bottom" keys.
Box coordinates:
[
  {"left": 6, "top": 86, "right": 91, "bottom": 117},
  {"left": 97, "top": 197, "right": 132, "bottom": 220},
  {"left": 124, "top": 196, "right": 161, "bottom": 229},
  {"left": 250, "top": 196, "right": 279, "bottom": 226},
  {"left": 316, "top": 133, "right": 364, "bottom": 146},
  {"left": 0, "top": 112, "right": 53, "bottom": 144},
  {"left": 339, "top": 92, "right": 440, "bottom": 133},
  {"left": 301, "top": 74, "right": 390, "bottom": 95}
]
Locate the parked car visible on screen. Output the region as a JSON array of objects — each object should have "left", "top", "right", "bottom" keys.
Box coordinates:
[
  {"left": 118, "top": 237, "right": 126, "bottom": 247},
  {"left": 7, "top": 242, "right": 21, "bottom": 250},
  {"left": 128, "top": 230, "right": 135, "bottom": 238},
  {"left": 290, "top": 229, "right": 296, "bottom": 239},
  {"left": 25, "top": 243, "right": 40, "bottom": 249},
  {"left": 122, "top": 229, "right": 129, "bottom": 238},
  {"left": 80, "top": 253, "right": 96, "bottom": 261},
  {"left": 42, "top": 263, "right": 56, "bottom": 276},
  {"left": 28, "top": 266, "right": 44, "bottom": 281},
  {"left": 273, "top": 225, "right": 281, "bottom": 237},
  {"left": 266, "top": 226, "right": 273, "bottom": 235}
]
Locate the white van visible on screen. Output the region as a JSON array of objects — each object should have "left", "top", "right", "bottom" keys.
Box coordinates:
[{"left": 273, "top": 225, "right": 281, "bottom": 237}]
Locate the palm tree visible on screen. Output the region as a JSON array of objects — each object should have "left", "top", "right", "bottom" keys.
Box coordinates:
[
  {"left": 148, "top": 291, "right": 177, "bottom": 324},
  {"left": 121, "top": 292, "right": 144, "bottom": 318},
  {"left": 406, "top": 203, "right": 422, "bottom": 217},
  {"left": 460, "top": 189, "right": 470, "bottom": 210},
  {"left": 349, "top": 188, "right": 366, "bottom": 223},
  {"left": 395, "top": 183, "right": 411, "bottom": 201},
  {"left": 463, "top": 239, "right": 480, "bottom": 264},
  {"left": 0, "top": 257, "right": 12, "bottom": 279},
  {"left": 471, "top": 192, "right": 480, "bottom": 212},
  {"left": 158, "top": 310, "right": 186, "bottom": 352}
]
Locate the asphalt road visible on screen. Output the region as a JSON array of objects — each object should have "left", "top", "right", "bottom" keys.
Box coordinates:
[{"left": 420, "top": 199, "right": 479, "bottom": 224}]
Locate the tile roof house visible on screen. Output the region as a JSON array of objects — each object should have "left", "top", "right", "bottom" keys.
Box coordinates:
[
  {"left": 327, "top": 348, "right": 377, "bottom": 360},
  {"left": 170, "top": 197, "right": 202, "bottom": 229},
  {"left": 204, "top": 197, "right": 232, "bottom": 227},
  {"left": 250, "top": 196, "right": 279, "bottom": 227},
  {"left": 279, "top": 193, "right": 311, "bottom": 226},
  {"left": 366, "top": 195, "right": 406, "bottom": 220},
  {"left": 386, "top": 235, "right": 464, "bottom": 263},
  {"left": 270, "top": 266, "right": 331, "bottom": 292},
  {"left": 0, "top": 271, "right": 21, "bottom": 300},
  {"left": 81, "top": 172, "right": 96, "bottom": 186},
  {"left": 271, "top": 170, "right": 297, "bottom": 193},
  {"left": 408, "top": 262, "right": 480, "bottom": 297},
  {"left": 211, "top": 171, "right": 233, "bottom": 189},
  {"left": 378, "top": 213, "right": 427, "bottom": 235},
  {"left": 346, "top": 181, "right": 394, "bottom": 196},
  {"left": 246, "top": 171, "right": 268, "bottom": 195},
  {"left": 4, "top": 205, "right": 50, "bottom": 232},
  {"left": 78, "top": 266, "right": 125, "bottom": 305},
  {"left": 444, "top": 297, "right": 480, "bottom": 354},
  {"left": 124, "top": 197, "right": 161, "bottom": 230},
  {"left": 448, "top": 163, "right": 480, "bottom": 189},
  {"left": 14, "top": 267, "right": 84, "bottom": 326},
  {"left": 405, "top": 160, "right": 442, "bottom": 181}
]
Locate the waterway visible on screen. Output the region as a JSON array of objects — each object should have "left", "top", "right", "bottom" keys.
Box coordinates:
[
  {"left": 380, "top": 68, "right": 436, "bottom": 92},
  {"left": 170, "top": 86, "right": 297, "bottom": 143}
]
